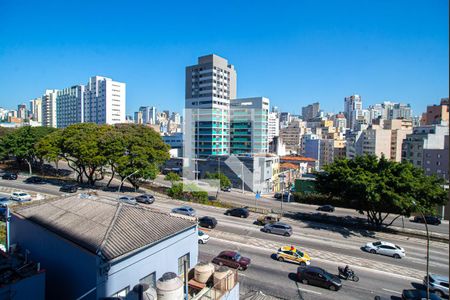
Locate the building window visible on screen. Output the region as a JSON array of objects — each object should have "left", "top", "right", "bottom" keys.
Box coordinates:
[
  {"left": 178, "top": 253, "right": 190, "bottom": 275},
  {"left": 140, "top": 272, "right": 156, "bottom": 288},
  {"left": 112, "top": 286, "right": 130, "bottom": 297}
]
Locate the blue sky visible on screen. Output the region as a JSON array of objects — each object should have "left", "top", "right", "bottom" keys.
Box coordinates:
[{"left": 0, "top": 0, "right": 448, "bottom": 116}]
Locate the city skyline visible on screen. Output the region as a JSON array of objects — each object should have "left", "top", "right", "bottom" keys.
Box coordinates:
[{"left": 0, "top": 1, "right": 448, "bottom": 115}]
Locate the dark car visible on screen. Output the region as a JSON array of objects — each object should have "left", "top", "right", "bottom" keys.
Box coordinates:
[
  {"left": 212, "top": 250, "right": 251, "bottom": 270},
  {"left": 317, "top": 205, "right": 335, "bottom": 212},
  {"left": 274, "top": 191, "right": 290, "bottom": 200},
  {"left": 221, "top": 186, "right": 231, "bottom": 192},
  {"left": 413, "top": 215, "right": 441, "bottom": 226},
  {"left": 60, "top": 184, "right": 78, "bottom": 193},
  {"left": 297, "top": 266, "right": 342, "bottom": 291},
  {"left": 225, "top": 207, "right": 249, "bottom": 218},
  {"left": 135, "top": 194, "right": 155, "bottom": 204},
  {"left": 401, "top": 289, "right": 440, "bottom": 300},
  {"left": 198, "top": 216, "right": 218, "bottom": 229},
  {"left": 25, "top": 176, "right": 46, "bottom": 184},
  {"left": 2, "top": 173, "right": 18, "bottom": 180}
]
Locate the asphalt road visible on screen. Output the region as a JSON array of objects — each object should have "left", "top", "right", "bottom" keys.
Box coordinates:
[
  {"left": 1, "top": 176, "right": 448, "bottom": 299},
  {"left": 153, "top": 175, "right": 449, "bottom": 236}
]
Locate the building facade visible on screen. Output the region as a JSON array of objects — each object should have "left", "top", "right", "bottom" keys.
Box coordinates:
[
  {"left": 422, "top": 98, "right": 449, "bottom": 125},
  {"left": 268, "top": 111, "right": 280, "bottom": 143},
  {"left": 84, "top": 76, "right": 126, "bottom": 125},
  {"left": 301, "top": 102, "right": 320, "bottom": 121},
  {"left": 42, "top": 89, "right": 59, "bottom": 128},
  {"left": 29, "top": 98, "right": 42, "bottom": 124},
  {"left": 56, "top": 85, "right": 85, "bottom": 128}
]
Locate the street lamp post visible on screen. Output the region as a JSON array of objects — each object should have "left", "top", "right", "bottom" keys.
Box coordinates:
[
  {"left": 413, "top": 201, "right": 430, "bottom": 300},
  {"left": 241, "top": 161, "right": 244, "bottom": 194},
  {"left": 117, "top": 170, "right": 139, "bottom": 193},
  {"left": 278, "top": 173, "right": 286, "bottom": 217}
]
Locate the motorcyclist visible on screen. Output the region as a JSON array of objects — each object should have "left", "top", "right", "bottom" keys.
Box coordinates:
[{"left": 343, "top": 265, "right": 350, "bottom": 276}]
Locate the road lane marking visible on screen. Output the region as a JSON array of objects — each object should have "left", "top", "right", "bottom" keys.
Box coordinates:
[
  {"left": 382, "top": 288, "right": 401, "bottom": 294},
  {"left": 298, "top": 287, "right": 322, "bottom": 295}
]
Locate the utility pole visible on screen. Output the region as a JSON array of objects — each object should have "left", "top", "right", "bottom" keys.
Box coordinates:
[{"left": 241, "top": 161, "right": 244, "bottom": 193}]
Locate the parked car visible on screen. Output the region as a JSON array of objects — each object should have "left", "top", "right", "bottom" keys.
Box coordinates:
[
  {"left": 225, "top": 207, "right": 249, "bottom": 218},
  {"left": 24, "top": 176, "right": 46, "bottom": 184},
  {"left": 256, "top": 213, "right": 281, "bottom": 226},
  {"left": 317, "top": 205, "right": 335, "bottom": 212},
  {"left": 274, "top": 191, "right": 290, "bottom": 200},
  {"left": 2, "top": 173, "right": 18, "bottom": 180},
  {"left": 262, "top": 222, "right": 292, "bottom": 236},
  {"left": 135, "top": 194, "right": 155, "bottom": 204},
  {"left": 401, "top": 289, "right": 441, "bottom": 300},
  {"left": 212, "top": 250, "right": 251, "bottom": 270},
  {"left": 276, "top": 245, "right": 311, "bottom": 266},
  {"left": 198, "top": 230, "right": 210, "bottom": 244},
  {"left": 172, "top": 206, "right": 196, "bottom": 217},
  {"left": 221, "top": 186, "right": 231, "bottom": 192},
  {"left": 60, "top": 184, "right": 78, "bottom": 193},
  {"left": 118, "top": 196, "right": 137, "bottom": 205},
  {"left": 10, "top": 192, "right": 32, "bottom": 202},
  {"left": 413, "top": 215, "right": 441, "bottom": 226},
  {"left": 424, "top": 274, "right": 449, "bottom": 298},
  {"left": 198, "top": 216, "right": 218, "bottom": 229},
  {"left": 363, "top": 241, "right": 405, "bottom": 259},
  {"left": 297, "top": 266, "right": 342, "bottom": 291}
]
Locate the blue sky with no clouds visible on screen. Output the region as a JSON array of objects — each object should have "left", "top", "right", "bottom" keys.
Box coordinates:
[{"left": 0, "top": 0, "right": 448, "bottom": 116}]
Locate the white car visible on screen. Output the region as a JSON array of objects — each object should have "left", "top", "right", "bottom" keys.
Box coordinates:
[
  {"left": 363, "top": 241, "right": 405, "bottom": 258},
  {"left": 198, "top": 230, "right": 209, "bottom": 244},
  {"left": 11, "top": 192, "right": 32, "bottom": 202}
]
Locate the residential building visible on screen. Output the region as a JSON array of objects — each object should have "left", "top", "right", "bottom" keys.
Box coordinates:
[
  {"left": 42, "top": 89, "right": 58, "bottom": 128},
  {"left": 163, "top": 132, "right": 183, "bottom": 157},
  {"left": 319, "top": 139, "right": 335, "bottom": 168},
  {"left": 29, "top": 98, "right": 42, "bottom": 124},
  {"left": 382, "top": 119, "right": 413, "bottom": 162},
  {"left": 10, "top": 195, "right": 198, "bottom": 300},
  {"left": 170, "top": 112, "right": 181, "bottom": 124},
  {"left": 56, "top": 85, "right": 85, "bottom": 128},
  {"left": 301, "top": 102, "right": 320, "bottom": 121},
  {"left": 230, "top": 97, "right": 270, "bottom": 155},
  {"left": 134, "top": 111, "right": 143, "bottom": 124},
  {"left": 361, "top": 125, "right": 391, "bottom": 158},
  {"left": 344, "top": 94, "right": 362, "bottom": 129},
  {"left": 185, "top": 54, "right": 237, "bottom": 158},
  {"left": 280, "top": 155, "right": 318, "bottom": 173},
  {"left": 279, "top": 112, "right": 291, "bottom": 128},
  {"left": 402, "top": 124, "right": 449, "bottom": 179},
  {"left": 279, "top": 120, "right": 306, "bottom": 154},
  {"left": 139, "top": 106, "right": 157, "bottom": 124},
  {"left": 345, "top": 128, "right": 365, "bottom": 159},
  {"left": 268, "top": 111, "right": 279, "bottom": 143},
  {"left": 423, "top": 135, "right": 449, "bottom": 181},
  {"left": 84, "top": 76, "right": 126, "bottom": 125},
  {"left": 422, "top": 98, "right": 449, "bottom": 125},
  {"left": 332, "top": 113, "right": 347, "bottom": 131},
  {"left": 17, "top": 104, "right": 28, "bottom": 120},
  {"left": 302, "top": 133, "right": 320, "bottom": 162}
]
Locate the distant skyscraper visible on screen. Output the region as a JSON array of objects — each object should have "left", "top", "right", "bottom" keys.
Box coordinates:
[
  {"left": 17, "top": 104, "right": 28, "bottom": 120},
  {"left": 301, "top": 102, "right": 320, "bottom": 121},
  {"left": 185, "top": 54, "right": 237, "bottom": 158},
  {"left": 56, "top": 85, "right": 85, "bottom": 128},
  {"left": 84, "top": 76, "right": 126, "bottom": 125},
  {"left": 344, "top": 94, "right": 362, "bottom": 130},
  {"left": 29, "top": 98, "right": 42, "bottom": 124},
  {"left": 134, "top": 111, "right": 143, "bottom": 124},
  {"left": 42, "top": 89, "right": 59, "bottom": 127},
  {"left": 139, "top": 106, "right": 157, "bottom": 124},
  {"left": 268, "top": 112, "right": 280, "bottom": 143}
]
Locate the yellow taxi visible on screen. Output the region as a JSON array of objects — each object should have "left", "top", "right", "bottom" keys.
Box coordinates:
[{"left": 276, "top": 245, "right": 311, "bottom": 266}]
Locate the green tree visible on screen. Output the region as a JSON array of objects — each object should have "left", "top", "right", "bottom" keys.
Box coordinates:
[
  {"left": 167, "top": 183, "right": 184, "bottom": 199},
  {"left": 205, "top": 172, "right": 231, "bottom": 188},
  {"left": 165, "top": 172, "right": 181, "bottom": 185},
  {"left": 0, "top": 126, "right": 57, "bottom": 174},
  {"left": 113, "top": 124, "right": 170, "bottom": 189},
  {"left": 316, "top": 155, "right": 447, "bottom": 228}
]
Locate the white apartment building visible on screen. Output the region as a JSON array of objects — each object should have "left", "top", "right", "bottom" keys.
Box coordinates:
[
  {"left": 42, "top": 89, "right": 58, "bottom": 127},
  {"left": 268, "top": 111, "right": 280, "bottom": 143},
  {"left": 84, "top": 76, "right": 126, "bottom": 125},
  {"left": 29, "top": 98, "right": 42, "bottom": 124},
  {"left": 56, "top": 85, "right": 85, "bottom": 128}
]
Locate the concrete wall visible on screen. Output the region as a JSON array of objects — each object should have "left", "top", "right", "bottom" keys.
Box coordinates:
[
  {"left": 10, "top": 215, "right": 98, "bottom": 300},
  {"left": 0, "top": 271, "right": 45, "bottom": 300},
  {"left": 97, "top": 226, "right": 198, "bottom": 298}
]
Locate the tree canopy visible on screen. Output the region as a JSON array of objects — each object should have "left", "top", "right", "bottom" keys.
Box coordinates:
[
  {"left": 315, "top": 155, "right": 447, "bottom": 228},
  {"left": 205, "top": 172, "right": 231, "bottom": 188}
]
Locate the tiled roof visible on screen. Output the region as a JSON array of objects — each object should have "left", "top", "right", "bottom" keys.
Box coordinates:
[
  {"left": 280, "top": 156, "right": 316, "bottom": 162},
  {"left": 279, "top": 162, "right": 299, "bottom": 170},
  {"left": 13, "top": 196, "right": 196, "bottom": 261}
]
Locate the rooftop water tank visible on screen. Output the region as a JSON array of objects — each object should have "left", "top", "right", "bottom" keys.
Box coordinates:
[
  {"left": 213, "top": 266, "right": 234, "bottom": 292},
  {"left": 194, "top": 262, "right": 214, "bottom": 284},
  {"left": 156, "top": 272, "right": 183, "bottom": 300}
]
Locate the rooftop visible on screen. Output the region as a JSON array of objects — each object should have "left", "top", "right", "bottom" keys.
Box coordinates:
[
  {"left": 12, "top": 195, "right": 196, "bottom": 261},
  {"left": 280, "top": 156, "right": 316, "bottom": 162}
]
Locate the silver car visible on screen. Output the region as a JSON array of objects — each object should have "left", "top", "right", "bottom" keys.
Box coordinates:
[
  {"left": 425, "top": 274, "right": 449, "bottom": 298},
  {"left": 172, "top": 206, "right": 196, "bottom": 217},
  {"left": 262, "top": 222, "right": 292, "bottom": 236},
  {"left": 118, "top": 196, "right": 137, "bottom": 205},
  {"left": 363, "top": 241, "right": 405, "bottom": 258}
]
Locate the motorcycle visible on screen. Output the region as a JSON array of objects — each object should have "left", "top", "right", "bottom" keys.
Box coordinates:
[{"left": 338, "top": 266, "right": 359, "bottom": 282}]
